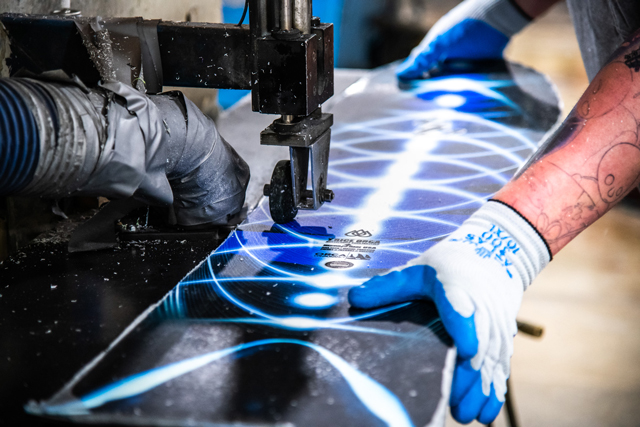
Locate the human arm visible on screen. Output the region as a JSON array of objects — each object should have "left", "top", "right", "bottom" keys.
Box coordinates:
[
  {"left": 397, "top": 0, "right": 561, "bottom": 80},
  {"left": 353, "top": 26, "right": 640, "bottom": 425},
  {"left": 350, "top": 201, "right": 548, "bottom": 424},
  {"left": 495, "top": 33, "right": 640, "bottom": 254}
]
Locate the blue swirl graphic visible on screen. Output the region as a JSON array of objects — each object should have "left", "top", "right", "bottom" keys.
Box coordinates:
[{"left": 44, "top": 339, "right": 415, "bottom": 427}]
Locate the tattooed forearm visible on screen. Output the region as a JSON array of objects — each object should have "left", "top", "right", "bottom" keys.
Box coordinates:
[
  {"left": 495, "top": 28, "right": 640, "bottom": 255},
  {"left": 625, "top": 48, "right": 640, "bottom": 72},
  {"left": 499, "top": 162, "right": 602, "bottom": 252},
  {"left": 515, "top": 61, "right": 633, "bottom": 179}
]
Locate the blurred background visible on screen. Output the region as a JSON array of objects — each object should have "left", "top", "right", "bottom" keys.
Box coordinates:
[{"left": 1, "top": 1, "right": 639, "bottom": 426}]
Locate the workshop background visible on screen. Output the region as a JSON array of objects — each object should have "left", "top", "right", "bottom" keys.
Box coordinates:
[{"left": 1, "top": 1, "right": 639, "bottom": 427}]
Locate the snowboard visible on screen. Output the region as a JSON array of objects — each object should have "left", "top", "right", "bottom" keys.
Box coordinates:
[{"left": 27, "top": 63, "right": 561, "bottom": 427}]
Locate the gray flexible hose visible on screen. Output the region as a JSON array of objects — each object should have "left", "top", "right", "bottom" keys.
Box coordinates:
[
  {"left": 2, "top": 76, "right": 250, "bottom": 226},
  {"left": 151, "top": 91, "right": 250, "bottom": 225}
]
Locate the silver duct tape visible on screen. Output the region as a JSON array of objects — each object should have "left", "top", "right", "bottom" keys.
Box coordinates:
[
  {"left": 37, "top": 85, "right": 90, "bottom": 196},
  {"left": 10, "top": 76, "right": 248, "bottom": 225},
  {"left": 10, "top": 77, "right": 171, "bottom": 205},
  {"left": 136, "top": 19, "right": 163, "bottom": 94},
  {"left": 80, "top": 81, "right": 173, "bottom": 205},
  {"left": 151, "top": 92, "right": 188, "bottom": 176},
  {"left": 69, "top": 89, "right": 107, "bottom": 189},
  {"left": 156, "top": 93, "right": 250, "bottom": 226},
  {"left": 16, "top": 79, "right": 105, "bottom": 198}
]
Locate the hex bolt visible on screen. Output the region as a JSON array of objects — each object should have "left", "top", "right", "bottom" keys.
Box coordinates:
[{"left": 322, "top": 189, "right": 334, "bottom": 202}]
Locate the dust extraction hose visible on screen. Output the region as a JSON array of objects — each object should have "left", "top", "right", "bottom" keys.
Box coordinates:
[
  {"left": 0, "top": 79, "right": 40, "bottom": 195},
  {"left": 0, "top": 77, "right": 250, "bottom": 226}
]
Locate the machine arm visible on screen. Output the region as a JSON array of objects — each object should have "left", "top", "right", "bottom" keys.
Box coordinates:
[{"left": 0, "top": 0, "right": 334, "bottom": 223}]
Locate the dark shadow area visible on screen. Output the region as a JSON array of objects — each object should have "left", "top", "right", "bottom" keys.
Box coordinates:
[{"left": 0, "top": 238, "right": 219, "bottom": 426}]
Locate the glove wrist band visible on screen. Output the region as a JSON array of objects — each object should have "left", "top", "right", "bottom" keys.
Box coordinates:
[{"left": 469, "top": 200, "right": 551, "bottom": 290}]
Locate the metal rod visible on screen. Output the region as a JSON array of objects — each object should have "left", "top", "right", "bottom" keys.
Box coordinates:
[
  {"left": 517, "top": 320, "right": 544, "bottom": 337},
  {"left": 281, "top": 0, "right": 292, "bottom": 30},
  {"left": 504, "top": 377, "right": 520, "bottom": 427},
  {"left": 282, "top": 114, "right": 294, "bottom": 124},
  {"left": 293, "top": 0, "right": 311, "bottom": 34},
  {"left": 249, "top": 0, "right": 269, "bottom": 37}
]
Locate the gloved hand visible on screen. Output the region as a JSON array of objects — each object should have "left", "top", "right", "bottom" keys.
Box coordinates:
[
  {"left": 397, "top": 0, "right": 531, "bottom": 80},
  {"left": 348, "top": 201, "right": 550, "bottom": 424}
]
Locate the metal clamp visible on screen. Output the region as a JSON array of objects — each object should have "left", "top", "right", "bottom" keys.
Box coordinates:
[{"left": 261, "top": 108, "right": 334, "bottom": 210}]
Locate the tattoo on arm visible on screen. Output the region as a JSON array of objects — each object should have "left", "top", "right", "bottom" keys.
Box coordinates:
[
  {"left": 497, "top": 29, "right": 640, "bottom": 254},
  {"left": 625, "top": 48, "right": 640, "bottom": 72}
]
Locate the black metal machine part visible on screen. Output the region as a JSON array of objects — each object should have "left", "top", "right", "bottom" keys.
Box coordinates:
[
  {"left": 261, "top": 109, "right": 334, "bottom": 214},
  {"left": 0, "top": 0, "right": 335, "bottom": 223},
  {"left": 0, "top": 9, "right": 333, "bottom": 109},
  {"left": 265, "top": 159, "right": 298, "bottom": 223}
]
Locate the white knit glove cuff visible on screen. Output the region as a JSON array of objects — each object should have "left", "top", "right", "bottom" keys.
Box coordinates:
[{"left": 408, "top": 200, "right": 551, "bottom": 292}]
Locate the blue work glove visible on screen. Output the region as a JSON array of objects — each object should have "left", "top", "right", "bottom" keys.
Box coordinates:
[
  {"left": 349, "top": 201, "right": 550, "bottom": 424},
  {"left": 397, "top": 0, "right": 531, "bottom": 80}
]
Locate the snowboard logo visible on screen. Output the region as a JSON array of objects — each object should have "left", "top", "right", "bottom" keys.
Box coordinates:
[
  {"left": 345, "top": 229, "right": 372, "bottom": 238},
  {"left": 325, "top": 261, "right": 354, "bottom": 269},
  {"left": 346, "top": 254, "right": 371, "bottom": 261}
]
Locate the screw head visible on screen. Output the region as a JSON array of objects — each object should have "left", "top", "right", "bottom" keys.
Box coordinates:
[{"left": 322, "top": 189, "right": 335, "bottom": 202}]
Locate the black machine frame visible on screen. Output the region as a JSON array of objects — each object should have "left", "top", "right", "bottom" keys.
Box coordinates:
[{"left": 0, "top": 0, "right": 335, "bottom": 223}]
